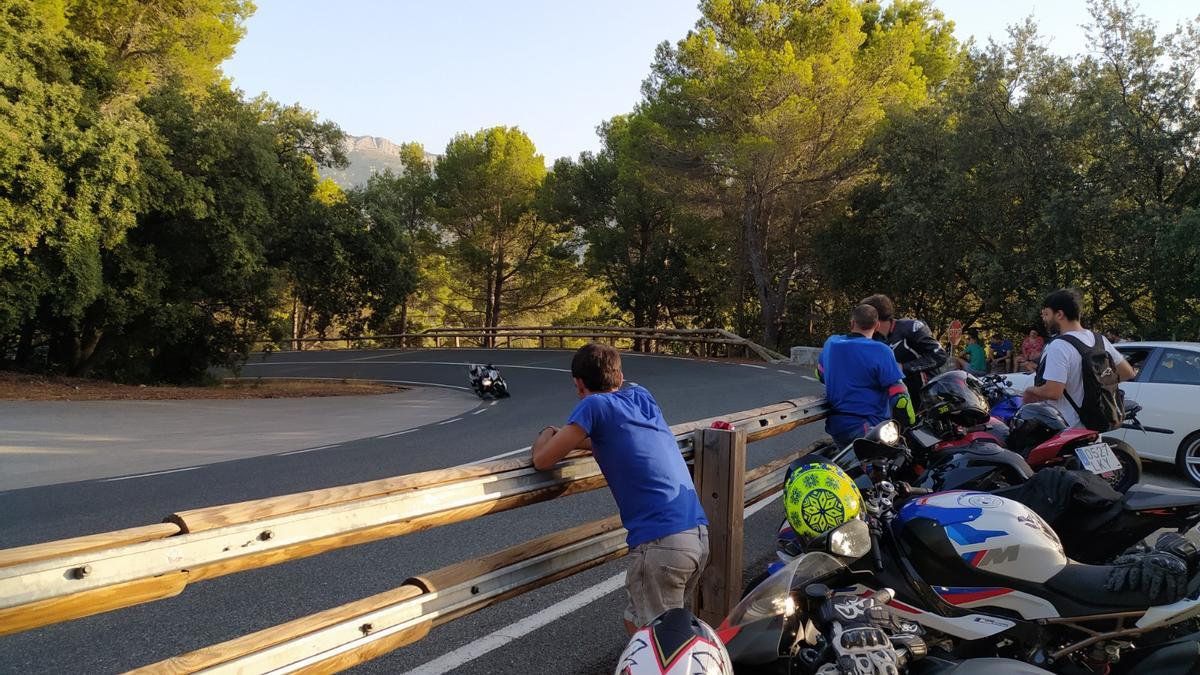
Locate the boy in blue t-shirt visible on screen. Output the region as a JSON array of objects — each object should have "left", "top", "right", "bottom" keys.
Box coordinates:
[
  {"left": 818, "top": 304, "right": 914, "bottom": 446},
  {"left": 532, "top": 343, "right": 709, "bottom": 634}
]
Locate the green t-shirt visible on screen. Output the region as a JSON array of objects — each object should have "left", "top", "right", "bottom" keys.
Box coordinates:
[{"left": 965, "top": 343, "right": 986, "bottom": 371}]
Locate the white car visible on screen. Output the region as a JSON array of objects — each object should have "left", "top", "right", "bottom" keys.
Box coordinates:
[{"left": 1004, "top": 341, "right": 1200, "bottom": 484}]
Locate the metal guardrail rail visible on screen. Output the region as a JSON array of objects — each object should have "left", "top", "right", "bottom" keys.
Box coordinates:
[
  {"left": 256, "top": 325, "right": 789, "bottom": 363},
  {"left": 0, "top": 395, "right": 829, "bottom": 672}
]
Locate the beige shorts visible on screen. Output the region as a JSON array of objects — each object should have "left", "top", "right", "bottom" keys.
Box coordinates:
[{"left": 623, "top": 524, "right": 709, "bottom": 627}]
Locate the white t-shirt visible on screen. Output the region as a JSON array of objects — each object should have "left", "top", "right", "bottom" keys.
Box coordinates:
[{"left": 1039, "top": 330, "right": 1125, "bottom": 428}]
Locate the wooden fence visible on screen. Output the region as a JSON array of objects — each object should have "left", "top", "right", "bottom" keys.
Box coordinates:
[
  {"left": 256, "top": 326, "right": 788, "bottom": 363},
  {"left": 0, "top": 395, "right": 829, "bottom": 673}
]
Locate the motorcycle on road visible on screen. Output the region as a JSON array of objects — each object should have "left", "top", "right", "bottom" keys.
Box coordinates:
[{"left": 467, "top": 363, "right": 509, "bottom": 399}]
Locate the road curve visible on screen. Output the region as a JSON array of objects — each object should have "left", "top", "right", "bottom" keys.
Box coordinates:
[{"left": 0, "top": 348, "right": 825, "bottom": 674}]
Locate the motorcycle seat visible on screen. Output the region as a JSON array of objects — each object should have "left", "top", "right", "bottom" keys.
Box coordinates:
[
  {"left": 1042, "top": 563, "right": 1155, "bottom": 614},
  {"left": 1124, "top": 484, "right": 1200, "bottom": 511}
]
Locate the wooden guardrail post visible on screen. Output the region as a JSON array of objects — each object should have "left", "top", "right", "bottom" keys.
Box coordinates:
[{"left": 691, "top": 426, "right": 746, "bottom": 626}]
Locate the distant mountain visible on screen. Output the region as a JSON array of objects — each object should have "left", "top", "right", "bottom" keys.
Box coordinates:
[{"left": 320, "top": 135, "right": 438, "bottom": 189}]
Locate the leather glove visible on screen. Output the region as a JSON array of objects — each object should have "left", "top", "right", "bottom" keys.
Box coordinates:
[
  {"left": 1156, "top": 532, "right": 1199, "bottom": 573},
  {"left": 1107, "top": 551, "right": 1188, "bottom": 602}
]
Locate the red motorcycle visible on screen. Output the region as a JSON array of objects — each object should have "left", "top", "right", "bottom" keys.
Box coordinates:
[{"left": 910, "top": 371, "right": 1142, "bottom": 492}]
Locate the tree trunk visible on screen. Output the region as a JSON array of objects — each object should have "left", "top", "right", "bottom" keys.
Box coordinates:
[
  {"left": 291, "top": 294, "right": 300, "bottom": 351},
  {"left": 15, "top": 319, "right": 36, "bottom": 367},
  {"left": 70, "top": 332, "right": 107, "bottom": 378},
  {"left": 399, "top": 298, "right": 409, "bottom": 348}
]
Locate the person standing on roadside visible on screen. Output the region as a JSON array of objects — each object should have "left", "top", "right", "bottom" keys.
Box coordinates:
[
  {"left": 532, "top": 343, "right": 708, "bottom": 635},
  {"left": 860, "top": 294, "right": 949, "bottom": 404},
  {"left": 1022, "top": 289, "right": 1135, "bottom": 430},
  {"left": 818, "top": 304, "right": 916, "bottom": 447}
]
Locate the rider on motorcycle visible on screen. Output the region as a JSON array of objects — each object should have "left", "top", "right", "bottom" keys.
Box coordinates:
[{"left": 861, "top": 294, "right": 950, "bottom": 407}]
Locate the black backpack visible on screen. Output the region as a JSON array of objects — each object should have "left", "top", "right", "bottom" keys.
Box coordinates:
[{"left": 1056, "top": 331, "right": 1125, "bottom": 432}]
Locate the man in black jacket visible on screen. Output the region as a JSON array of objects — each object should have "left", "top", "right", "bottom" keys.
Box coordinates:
[{"left": 861, "top": 294, "right": 949, "bottom": 404}]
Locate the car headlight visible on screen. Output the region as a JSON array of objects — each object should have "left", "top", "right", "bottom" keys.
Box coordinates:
[{"left": 879, "top": 420, "right": 900, "bottom": 446}]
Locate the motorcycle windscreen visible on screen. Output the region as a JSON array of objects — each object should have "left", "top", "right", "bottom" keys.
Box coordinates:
[{"left": 719, "top": 552, "right": 844, "bottom": 664}]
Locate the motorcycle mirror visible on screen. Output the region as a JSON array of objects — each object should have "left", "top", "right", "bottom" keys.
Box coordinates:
[{"left": 825, "top": 519, "right": 871, "bottom": 559}]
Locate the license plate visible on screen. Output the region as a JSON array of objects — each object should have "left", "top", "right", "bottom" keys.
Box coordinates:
[{"left": 1076, "top": 442, "right": 1122, "bottom": 475}]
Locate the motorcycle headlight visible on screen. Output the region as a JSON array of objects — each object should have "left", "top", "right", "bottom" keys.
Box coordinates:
[
  {"left": 878, "top": 420, "right": 900, "bottom": 446},
  {"left": 481, "top": 378, "right": 491, "bottom": 386}
]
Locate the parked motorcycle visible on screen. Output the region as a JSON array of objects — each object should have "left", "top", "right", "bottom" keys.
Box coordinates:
[
  {"left": 915, "top": 370, "right": 1142, "bottom": 492},
  {"left": 720, "top": 535, "right": 1054, "bottom": 674},
  {"left": 835, "top": 426, "right": 1200, "bottom": 673},
  {"left": 808, "top": 420, "right": 1200, "bottom": 566},
  {"left": 467, "top": 363, "right": 509, "bottom": 399}
]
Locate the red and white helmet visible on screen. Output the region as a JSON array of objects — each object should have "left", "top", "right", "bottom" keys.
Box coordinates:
[{"left": 615, "top": 608, "right": 733, "bottom": 675}]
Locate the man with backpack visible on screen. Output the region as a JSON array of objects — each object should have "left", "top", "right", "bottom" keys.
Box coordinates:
[{"left": 1022, "top": 289, "right": 1135, "bottom": 431}]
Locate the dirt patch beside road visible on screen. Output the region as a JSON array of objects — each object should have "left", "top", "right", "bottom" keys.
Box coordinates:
[{"left": 0, "top": 372, "right": 401, "bottom": 401}]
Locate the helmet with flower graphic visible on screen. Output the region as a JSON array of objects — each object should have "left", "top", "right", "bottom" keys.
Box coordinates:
[{"left": 783, "top": 461, "right": 862, "bottom": 541}]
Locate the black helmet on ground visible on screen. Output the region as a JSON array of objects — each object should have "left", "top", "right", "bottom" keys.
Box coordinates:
[
  {"left": 1008, "top": 402, "right": 1070, "bottom": 451},
  {"left": 920, "top": 370, "right": 991, "bottom": 426}
]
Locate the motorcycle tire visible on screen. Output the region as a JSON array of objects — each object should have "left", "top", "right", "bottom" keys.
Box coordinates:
[
  {"left": 1104, "top": 437, "right": 1142, "bottom": 493},
  {"left": 1061, "top": 437, "right": 1141, "bottom": 493}
]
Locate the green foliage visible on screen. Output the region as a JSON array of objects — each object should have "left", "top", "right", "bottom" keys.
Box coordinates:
[
  {"left": 637, "top": 0, "right": 959, "bottom": 346},
  {"left": 435, "top": 127, "right": 581, "bottom": 331},
  {"left": 63, "top": 0, "right": 255, "bottom": 97},
  {"left": 0, "top": 1, "right": 148, "bottom": 363},
  {"left": 6, "top": 0, "right": 1198, "bottom": 384},
  {"left": 816, "top": 0, "right": 1200, "bottom": 341},
  {"left": 543, "top": 114, "right": 733, "bottom": 332}
]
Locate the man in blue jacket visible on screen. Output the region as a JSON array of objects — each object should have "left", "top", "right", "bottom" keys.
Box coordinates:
[{"left": 818, "top": 304, "right": 916, "bottom": 446}]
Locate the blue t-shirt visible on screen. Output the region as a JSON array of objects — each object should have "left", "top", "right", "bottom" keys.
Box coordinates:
[
  {"left": 819, "top": 334, "right": 905, "bottom": 439},
  {"left": 567, "top": 385, "right": 708, "bottom": 548}
]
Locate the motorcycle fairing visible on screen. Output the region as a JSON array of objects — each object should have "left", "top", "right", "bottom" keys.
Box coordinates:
[
  {"left": 1025, "top": 428, "right": 1096, "bottom": 465},
  {"left": 933, "top": 586, "right": 1061, "bottom": 620},
  {"left": 846, "top": 584, "right": 1016, "bottom": 640},
  {"left": 1135, "top": 593, "right": 1200, "bottom": 630},
  {"left": 895, "top": 492, "right": 1067, "bottom": 584}
]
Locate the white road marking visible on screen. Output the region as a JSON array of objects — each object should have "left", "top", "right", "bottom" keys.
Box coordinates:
[
  {"left": 279, "top": 444, "right": 343, "bottom": 456},
  {"left": 475, "top": 445, "right": 532, "bottom": 463},
  {"left": 739, "top": 363, "right": 768, "bottom": 370},
  {"left": 400, "top": 574, "right": 628, "bottom": 675},
  {"left": 471, "top": 408, "right": 488, "bottom": 415},
  {"left": 437, "top": 417, "right": 463, "bottom": 425},
  {"left": 801, "top": 375, "right": 819, "bottom": 382},
  {"left": 778, "top": 369, "right": 795, "bottom": 375},
  {"left": 401, "top": 490, "right": 783, "bottom": 675},
  {"left": 99, "top": 466, "right": 199, "bottom": 482},
  {"left": 379, "top": 429, "right": 419, "bottom": 438}
]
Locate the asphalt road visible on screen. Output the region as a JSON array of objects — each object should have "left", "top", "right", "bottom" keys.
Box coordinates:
[{"left": 0, "top": 349, "right": 826, "bottom": 674}]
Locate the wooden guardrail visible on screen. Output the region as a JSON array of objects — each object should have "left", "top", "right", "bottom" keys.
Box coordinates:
[
  {"left": 256, "top": 325, "right": 788, "bottom": 363},
  {"left": 0, "top": 395, "right": 829, "bottom": 672}
]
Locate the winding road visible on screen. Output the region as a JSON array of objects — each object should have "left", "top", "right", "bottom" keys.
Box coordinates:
[{"left": 0, "top": 348, "right": 826, "bottom": 674}]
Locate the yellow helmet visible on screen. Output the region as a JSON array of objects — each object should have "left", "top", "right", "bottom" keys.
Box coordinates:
[{"left": 784, "top": 461, "right": 862, "bottom": 541}]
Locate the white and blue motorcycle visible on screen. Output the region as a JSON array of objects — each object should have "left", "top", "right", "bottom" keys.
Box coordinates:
[{"left": 726, "top": 422, "right": 1200, "bottom": 674}]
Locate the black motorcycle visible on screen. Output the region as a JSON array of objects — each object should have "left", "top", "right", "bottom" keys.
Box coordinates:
[{"left": 467, "top": 363, "right": 509, "bottom": 399}]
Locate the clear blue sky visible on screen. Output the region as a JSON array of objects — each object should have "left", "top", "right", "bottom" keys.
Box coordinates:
[{"left": 222, "top": 1, "right": 1196, "bottom": 164}]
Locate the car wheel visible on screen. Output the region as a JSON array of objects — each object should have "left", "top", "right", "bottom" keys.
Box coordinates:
[{"left": 1175, "top": 431, "right": 1200, "bottom": 487}]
